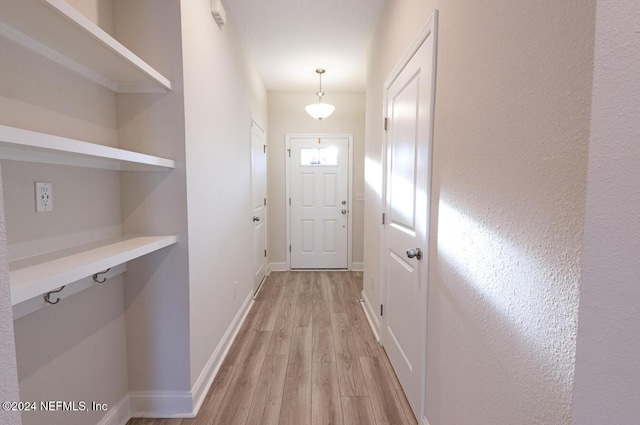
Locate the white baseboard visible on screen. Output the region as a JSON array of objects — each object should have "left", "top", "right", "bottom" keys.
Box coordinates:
[
  {"left": 351, "top": 261, "right": 364, "bottom": 271},
  {"left": 129, "top": 291, "right": 255, "bottom": 419},
  {"left": 97, "top": 395, "right": 130, "bottom": 425},
  {"left": 360, "top": 289, "right": 380, "bottom": 341},
  {"left": 190, "top": 291, "right": 254, "bottom": 415},
  {"left": 128, "top": 391, "right": 193, "bottom": 418},
  {"left": 268, "top": 262, "right": 287, "bottom": 272}
]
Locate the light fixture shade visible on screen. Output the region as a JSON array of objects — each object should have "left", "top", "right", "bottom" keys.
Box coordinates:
[{"left": 305, "top": 102, "right": 335, "bottom": 120}]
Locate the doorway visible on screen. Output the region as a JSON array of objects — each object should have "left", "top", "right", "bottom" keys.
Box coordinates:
[
  {"left": 380, "top": 12, "right": 438, "bottom": 421},
  {"left": 286, "top": 134, "right": 353, "bottom": 269}
]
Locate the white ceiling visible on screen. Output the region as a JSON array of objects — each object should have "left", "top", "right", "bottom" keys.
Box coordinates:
[{"left": 224, "top": 0, "right": 387, "bottom": 92}]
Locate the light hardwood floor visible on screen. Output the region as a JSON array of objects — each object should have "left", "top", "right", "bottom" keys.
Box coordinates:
[{"left": 127, "top": 271, "right": 417, "bottom": 425}]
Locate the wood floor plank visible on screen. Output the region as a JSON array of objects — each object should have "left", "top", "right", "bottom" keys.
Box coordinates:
[
  {"left": 311, "top": 362, "right": 343, "bottom": 425},
  {"left": 280, "top": 325, "right": 313, "bottom": 425},
  {"left": 360, "top": 356, "right": 407, "bottom": 425},
  {"left": 289, "top": 327, "right": 312, "bottom": 363},
  {"left": 275, "top": 272, "right": 289, "bottom": 287},
  {"left": 326, "top": 272, "right": 346, "bottom": 313},
  {"left": 257, "top": 285, "right": 286, "bottom": 331},
  {"left": 246, "top": 355, "right": 289, "bottom": 425},
  {"left": 255, "top": 274, "right": 277, "bottom": 300},
  {"left": 379, "top": 346, "right": 403, "bottom": 392},
  {"left": 312, "top": 272, "right": 328, "bottom": 301},
  {"left": 279, "top": 361, "right": 312, "bottom": 425},
  {"left": 312, "top": 272, "right": 332, "bottom": 328},
  {"left": 341, "top": 396, "right": 376, "bottom": 425},
  {"left": 396, "top": 387, "right": 419, "bottom": 425},
  {"left": 331, "top": 313, "right": 368, "bottom": 396},
  {"left": 222, "top": 300, "right": 266, "bottom": 367},
  {"left": 188, "top": 365, "right": 236, "bottom": 425},
  {"left": 267, "top": 275, "right": 301, "bottom": 355},
  {"left": 294, "top": 272, "right": 313, "bottom": 327},
  {"left": 213, "top": 331, "right": 272, "bottom": 425},
  {"left": 378, "top": 347, "right": 420, "bottom": 424},
  {"left": 346, "top": 301, "right": 380, "bottom": 358},
  {"left": 312, "top": 326, "right": 336, "bottom": 363},
  {"left": 312, "top": 299, "right": 332, "bottom": 328},
  {"left": 344, "top": 273, "right": 364, "bottom": 304}
]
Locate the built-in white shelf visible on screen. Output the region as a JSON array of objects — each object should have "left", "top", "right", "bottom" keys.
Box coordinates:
[
  {"left": 0, "top": 125, "right": 175, "bottom": 170},
  {"left": 0, "top": 0, "right": 171, "bottom": 93},
  {"left": 10, "top": 235, "right": 178, "bottom": 305}
]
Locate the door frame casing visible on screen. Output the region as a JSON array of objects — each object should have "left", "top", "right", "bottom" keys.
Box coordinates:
[
  {"left": 285, "top": 133, "right": 354, "bottom": 270},
  {"left": 378, "top": 11, "right": 438, "bottom": 423}
]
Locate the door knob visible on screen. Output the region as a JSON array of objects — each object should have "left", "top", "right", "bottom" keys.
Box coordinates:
[
  {"left": 406, "top": 248, "right": 422, "bottom": 260},
  {"left": 253, "top": 216, "right": 260, "bottom": 222},
  {"left": 341, "top": 209, "right": 347, "bottom": 214}
]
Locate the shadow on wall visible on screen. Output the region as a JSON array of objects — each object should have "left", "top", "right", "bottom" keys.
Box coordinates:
[{"left": 428, "top": 198, "right": 576, "bottom": 423}]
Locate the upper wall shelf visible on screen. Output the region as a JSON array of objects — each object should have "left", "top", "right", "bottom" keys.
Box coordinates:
[
  {"left": 10, "top": 235, "right": 178, "bottom": 305},
  {"left": 0, "top": 0, "right": 172, "bottom": 93},
  {"left": 0, "top": 125, "right": 175, "bottom": 170}
]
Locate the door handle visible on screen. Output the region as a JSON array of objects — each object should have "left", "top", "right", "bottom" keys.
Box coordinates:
[
  {"left": 406, "top": 248, "right": 422, "bottom": 260},
  {"left": 253, "top": 216, "right": 260, "bottom": 222},
  {"left": 341, "top": 209, "right": 347, "bottom": 214}
]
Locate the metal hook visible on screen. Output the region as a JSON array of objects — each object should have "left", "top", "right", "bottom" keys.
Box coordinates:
[
  {"left": 44, "top": 286, "right": 66, "bottom": 305},
  {"left": 92, "top": 268, "right": 111, "bottom": 283}
]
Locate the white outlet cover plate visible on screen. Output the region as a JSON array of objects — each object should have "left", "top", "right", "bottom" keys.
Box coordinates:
[
  {"left": 356, "top": 192, "right": 365, "bottom": 201},
  {"left": 35, "top": 182, "right": 53, "bottom": 212}
]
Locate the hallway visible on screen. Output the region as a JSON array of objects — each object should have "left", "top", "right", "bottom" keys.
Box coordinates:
[{"left": 127, "top": 271, "right": 416, "bottom": 425}]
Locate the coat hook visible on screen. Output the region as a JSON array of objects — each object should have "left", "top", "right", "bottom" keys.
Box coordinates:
[
  {"left": 92, "top": 268, "right": 111, "bottom": 283},
  {"left": 44, "top": 286, "right": 66, "bottom": 305}
]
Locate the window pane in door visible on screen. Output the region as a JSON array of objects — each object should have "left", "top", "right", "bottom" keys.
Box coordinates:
[{"left": 300, "top": 147, "right": 338, "bottom": 166}]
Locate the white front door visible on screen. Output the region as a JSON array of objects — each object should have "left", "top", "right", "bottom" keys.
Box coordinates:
[
  {"left": 289, "top": 136, "right": 349, "bottom": 269},
  {"left": 381, "top": 15, "right": 437, "bottom": 420},
  {"left": 251, "top": 121, "right": 267, "bottom": 292}
]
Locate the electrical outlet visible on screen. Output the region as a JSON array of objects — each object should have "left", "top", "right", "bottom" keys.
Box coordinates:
[
  {"left": 233, "top": 281, "right": 238, "bottom": 298},
  {"left": 35, "top": 182, "right": 53, "bottom": 212}
]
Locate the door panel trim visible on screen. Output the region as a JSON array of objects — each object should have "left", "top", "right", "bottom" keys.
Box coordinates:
[{"left": 286, "top": 134, "right": 354, "bottom": 270}]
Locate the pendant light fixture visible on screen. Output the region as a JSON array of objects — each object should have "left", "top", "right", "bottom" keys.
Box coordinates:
[{"left": 305, "top": 69, "right": 335, "bottom": 120}]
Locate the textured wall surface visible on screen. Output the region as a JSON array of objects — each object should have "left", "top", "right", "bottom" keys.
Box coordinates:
[
  {"left": 0, "top": 167, "right": 21, "bottom": 425},
  {"left": 267, "top": 91, "right": 366, "bottom": 266},
  {"left": 364, "top": 0, "right": 597, "bottom": 423},
  {"left": 572, "top": 0, "right": 640, "bottom": 423}
]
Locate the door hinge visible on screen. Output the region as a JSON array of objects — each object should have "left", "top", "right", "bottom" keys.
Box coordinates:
[
  {"left": 263, "top": 145, "right": 266, "bottom": 153},
  {"left": 380, "top": 304, "right": 384, "bottom": 316},
  {"left": 264, "top": 197, "right": 267, "bottom": 206},
  {"left": 289, "top": 197, "right": 291, "bottom": 206},
  {"left": 264, "top": 249, "right": 267, "bottom": 258},
  {"left": 382, "top": 212, "right": 386, "bottom": 225},
  {"left": 288, "top": 149, "right": 291, "bottom": 157},
  {"left": 289, "top": 244, "right": 291, "bottom": 253},
  {"left": 384, "top": 117, "right": 388, "bottom": 131}
]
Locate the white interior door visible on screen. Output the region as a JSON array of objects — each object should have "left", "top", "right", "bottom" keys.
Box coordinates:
[
  {"left": 251, "top": 121, "right": 267, "bottom": 292},
  {"left": 289, "top": 137, "right": 349, "bottom": 269},
  {"left": 381, "top": 15, "right": 437, "bottom": 420}
]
